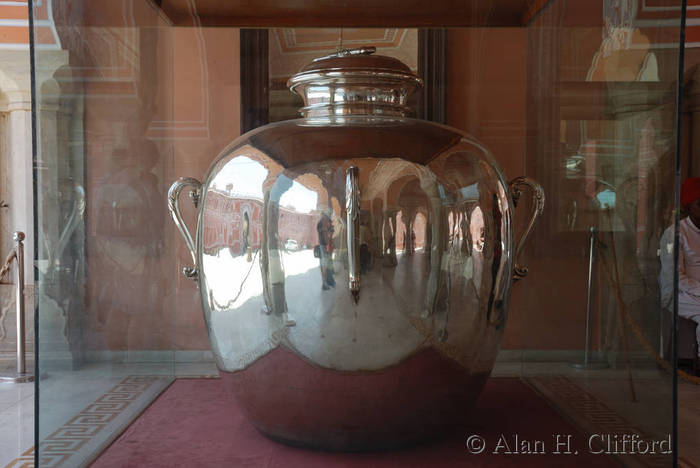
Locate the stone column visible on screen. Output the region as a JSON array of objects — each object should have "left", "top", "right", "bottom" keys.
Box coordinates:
[
  {"left": 372, "top": 209, "right": 384, "bottom": 259},
  {"left": 0, "top": 51, "right": 36, "bottom": 363},
  {"left": 383, "top": 209, "right": 398, "bottom": 267},
  {"left": 266, "top": 175, "right": 293, "bottom": 316},
  {"left": 402, "top": 208, "right": 416, "bottom": 256},
  {"left": 0, "top": 49, "right": 71, "bottom": 365},
  {"left": 0, "top": 60, "right": 33, "bottom": 283}
]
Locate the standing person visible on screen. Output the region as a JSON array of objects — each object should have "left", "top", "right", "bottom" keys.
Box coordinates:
[
  {"left": 359, "top": 219, "right": 372, "bottom": 273},
  {"left": 95, "top": 142, "right": 164, "bottom": 350},
  {"left": 317, "top": 212, "right": 335, "bottom": 290},
  {"left": 660, "top": 177, "right": 700, "bottom": 357},
  {"left": 242, "top": 212, "right": 250, "bottom": 255}
]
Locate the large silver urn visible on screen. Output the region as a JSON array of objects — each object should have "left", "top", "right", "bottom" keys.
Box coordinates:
[{"left": 168, "top": 47, "right": 544, "bottom": 451}]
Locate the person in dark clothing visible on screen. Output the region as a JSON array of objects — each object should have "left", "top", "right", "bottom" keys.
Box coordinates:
[{"left": 317, "top": 213, "right": 335, "bottom": 290}]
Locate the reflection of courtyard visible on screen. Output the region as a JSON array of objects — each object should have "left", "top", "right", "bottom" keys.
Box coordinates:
[
  {"left": 284, "top": 250, "right": 426, "bottom": 371},
  {"left": 203, "top": 247, "right": 496, "bottom": 375},
  {"left": 202, "top": 247, "right": 321, "bottom": 308}
]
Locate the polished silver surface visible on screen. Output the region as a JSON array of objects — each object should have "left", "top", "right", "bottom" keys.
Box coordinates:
[
  {"left": 168, "top": 177, "right": 202, "bottom": 280},
  {"left": 509, "top": 176, "right": 545, "bottom": 281},
  {"left": 288, "top": 46, "right": 423, "bottom": 119},
  {"left": 312, "top": 46, "right": 377, "bottom": 62},
  {"left": 346, "top": 166, "right": 361, "bottom": 302},
  {"left": 169, "top": 47, "right": 544, "bottom": 449},
  {"left": 195, "top": 149, "right": 516, "bottom": 371}
]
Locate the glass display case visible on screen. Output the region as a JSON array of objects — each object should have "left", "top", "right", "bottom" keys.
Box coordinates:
[{"left": 25, "top": 0, "right": 685, "bottom": 466}]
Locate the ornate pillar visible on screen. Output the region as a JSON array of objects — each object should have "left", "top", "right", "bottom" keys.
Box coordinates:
[
  {"left": 401, "top": 208, "right": 415, "bottom": 256},
  {"left": 0, "top": 51, "right": 35, "bottom": 284},
  {"left": 265, "top": 175, "right": 294, "bottom": 316},
  {"left": 383, "top": 209, "right": 398, "bottom": 267},
  {"left": 0, "top": 48, "right": 71, "bottom": 365},
  {"left": 0, "top": 50, "right": 35, "bottom": 363}
]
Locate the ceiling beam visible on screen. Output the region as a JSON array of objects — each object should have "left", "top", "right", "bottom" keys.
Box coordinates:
[{"left": 156, "top": 0, "right": 533, "bottom": 28}]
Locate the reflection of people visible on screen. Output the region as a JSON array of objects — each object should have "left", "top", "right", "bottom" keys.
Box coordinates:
[
  {"left": 94, "top": 141, "right": 164, "bottom": 349},
  {"left": 242, "top": 212, "right": 250, "bottom": 254},
  {"left": 660, "top": 178, "right": 700, "bottom": 356},
  {"left": 317, "top": 212, "right": 335, "bottom": 290},
  {"left": 460, "top": 209, "right": 470, "bottom": 255},
  {"left": 360, "top": 219, "right": 372, "bottom": 273}
]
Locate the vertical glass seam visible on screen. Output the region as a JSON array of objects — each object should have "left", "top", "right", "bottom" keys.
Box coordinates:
[
  {"left": 673, "top": 2, "right": 688, "bottom": 467},
  {"left": 26, "top": 0, "right": 39, "bottom": 466}
]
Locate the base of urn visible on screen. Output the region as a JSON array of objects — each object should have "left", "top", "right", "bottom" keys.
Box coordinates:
[{"left": 219, "top": 346, "right": 490, "bottom": 451}]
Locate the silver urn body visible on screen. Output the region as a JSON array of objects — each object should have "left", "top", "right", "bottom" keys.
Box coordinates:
[{"left": 169, "top": 47, "right": 544, "bottom": 450}]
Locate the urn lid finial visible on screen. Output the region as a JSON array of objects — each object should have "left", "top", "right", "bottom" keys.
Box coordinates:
[{"left": 287, "top": 46, "right": 423, "bottom": 119}]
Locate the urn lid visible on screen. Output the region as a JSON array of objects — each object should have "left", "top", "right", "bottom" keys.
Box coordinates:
[{"left": 287, "top": 47, "right": 424, "bottom": 119}]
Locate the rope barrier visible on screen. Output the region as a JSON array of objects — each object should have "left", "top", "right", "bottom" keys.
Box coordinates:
[{"left": 596, "top": 235, "right": 700, "bottom": 385}]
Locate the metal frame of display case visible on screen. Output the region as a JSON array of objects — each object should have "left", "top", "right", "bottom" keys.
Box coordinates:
[{"left": 25, "top": 0, "right": 685, "bottom": 466}]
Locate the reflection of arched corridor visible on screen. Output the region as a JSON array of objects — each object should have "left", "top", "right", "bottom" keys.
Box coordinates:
[{"left": 397, "top": 178, "right": 428, "bottom": 257}]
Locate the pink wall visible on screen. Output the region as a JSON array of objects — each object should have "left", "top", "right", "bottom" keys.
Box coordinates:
[
  {"left": 446, "top": 25, "right": 602, "bottom": 351},
  {"left": 170, "top": 27, "right": 241, "bottom": 351},
  {"left": 77, "top": 14, "right": 241, "bottom": 350},
  {"left": 80, "top": 3, "right": 177, "bottom": 352},
  {"left": 60, "top": 4, "right": 678, "bottom": 353},
  {"left": 81, "top": 23, "right": 588, "bottom": 352}
]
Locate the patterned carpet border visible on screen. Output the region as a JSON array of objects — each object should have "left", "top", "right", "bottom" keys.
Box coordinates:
[
  {"left": 4, "top": 375, "right": 169, "bottom": 468},
  {"left": 6, "top": 375, "right": 687, "bottom": 467},
  {"left": 524, "top": 375, "right": 674, "bottom": 468}
]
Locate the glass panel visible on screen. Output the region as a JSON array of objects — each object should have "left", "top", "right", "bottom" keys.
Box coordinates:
[
  {"left": 516, "top": 1, "right": 681, "bottom": 466},
  {"left": 31, "top": 2, "right": 183, "bottom": 465},
  {"left": 29, "top": 1, "right": 682, "bottom": 466}
]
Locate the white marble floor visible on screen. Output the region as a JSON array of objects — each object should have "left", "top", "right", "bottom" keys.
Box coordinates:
[
  {"left": 0, "top": 360, "right": 218, "bottom": 468},
  {"left": 0, "top": 378, "right": 33, "bottom": 467}
]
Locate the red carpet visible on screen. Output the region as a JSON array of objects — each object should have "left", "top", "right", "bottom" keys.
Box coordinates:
[{"left": 91, "top": 377, "right": 618, "bottom": 467}]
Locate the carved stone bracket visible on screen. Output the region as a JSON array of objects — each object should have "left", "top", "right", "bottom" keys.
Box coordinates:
[{"left": 0, "top": 284, "right": 34, "bottom": 350}]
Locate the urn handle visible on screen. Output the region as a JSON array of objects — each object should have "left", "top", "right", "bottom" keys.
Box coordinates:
[
  {"left": 168, "top": 177, "right": 202, "bottom": 281},
  {"left": 346, "top": 166, "right": 361, "bottom": 303},
  {"left": 509, "top": 176, "right": 545, "bottom": 281}
]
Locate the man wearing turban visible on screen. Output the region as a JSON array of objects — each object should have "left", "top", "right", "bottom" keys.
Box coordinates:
[{"left": 660, "top": 177, "right": 700, "bottom": 357}]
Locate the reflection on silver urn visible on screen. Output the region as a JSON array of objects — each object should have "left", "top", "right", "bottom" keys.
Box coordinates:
[{"left": 168, "top": 47, "right": 544, "bottom": 451}]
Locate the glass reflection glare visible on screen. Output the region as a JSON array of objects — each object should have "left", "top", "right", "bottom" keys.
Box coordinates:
[
  {"left": 211, "top": 156, "right": 267, "bottom": 199},
  {"left": 199, "top": 154, "right": 511, "bottom": 348},
  {"left": 279, "top": 180, "right": 318, "bottom": 215},
  {"left": 277, "top": 176, "right": 323, "bottom": 281}
]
